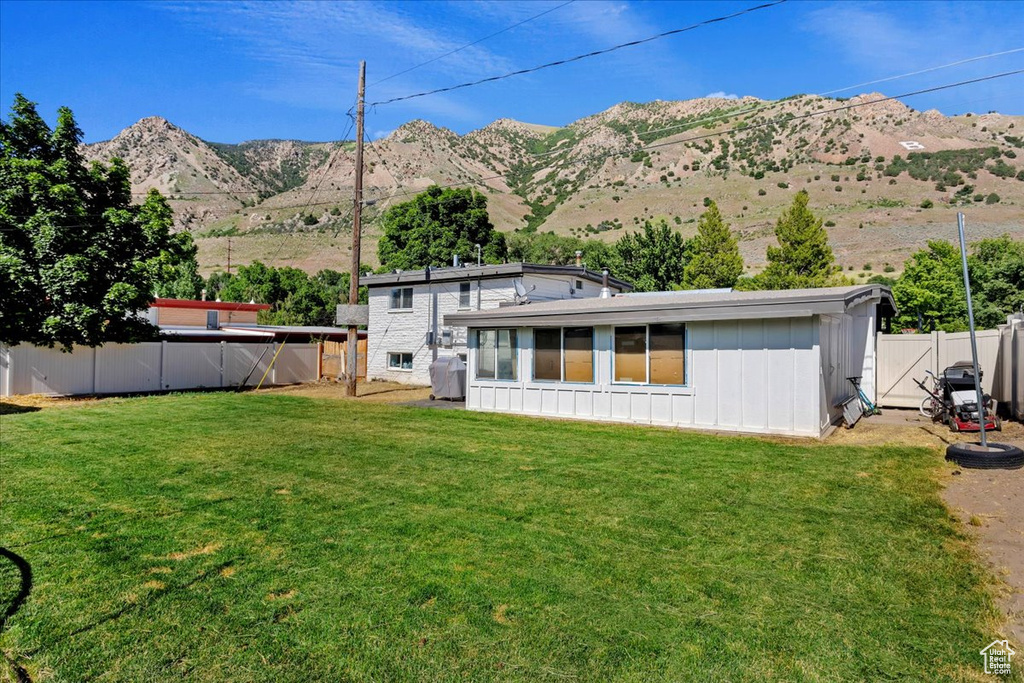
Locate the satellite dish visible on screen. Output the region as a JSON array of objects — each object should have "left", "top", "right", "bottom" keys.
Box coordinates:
[{"left": 513, "top": 280, "right": 528, "bottom": 298}]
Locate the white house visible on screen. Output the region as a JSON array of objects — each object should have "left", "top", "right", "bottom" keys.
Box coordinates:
[
  {"left": 444, "top": 285, "right": 896, "bottom": 438},
  {"left": 361, "top": 264, "right": 632, "bottom": 385}
]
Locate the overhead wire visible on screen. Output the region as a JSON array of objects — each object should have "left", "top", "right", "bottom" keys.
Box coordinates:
[
  {"left": 368, "top": 0, "right": 577, "bottom": 87},
  {"left": 367, "top": 0, "right": 789, "bottom": 107}
]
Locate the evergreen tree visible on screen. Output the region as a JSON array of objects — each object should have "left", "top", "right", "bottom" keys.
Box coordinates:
[
  {"left": 753, "top": 191, "right": 842, "bottom": 290},
  {"left": 0, "top": 94, "right": 198, "bottom": 350},
  {"left": 683, "top": 200, "right": 743, "bottom": 289}
]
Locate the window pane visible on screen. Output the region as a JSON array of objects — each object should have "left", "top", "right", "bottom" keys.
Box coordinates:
[
  {"left": 649, "top": 324, "right": 685, "bottom": 385},
  {"left": 614, "top": 326, "right": 646, "bottom": 382},
  {"left": 564, "top": 327, "right": 594, "bottom": 383},
  {"left": 402, "top": 288, "right": 413, "bottom": 308},
  {"left": 496, "top": 329, "right": 517, "bottom": 380},
  {"left": 477, "top": 330, "right": 495, "bottom": 379},
  {"left": 459, "top": 282, "right": 471, "bottom": 308},
  {"left": 534, "top": 328, "right": 561, "bottom": 381},
  {"left": 390, "top": 289, "right": 401, "bottom": 309},
  {"left": 401, "top": 353, "right": 413, "bottom": 370}
]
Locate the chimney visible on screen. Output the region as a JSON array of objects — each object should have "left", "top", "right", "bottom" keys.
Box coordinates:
[
  {"left": 575, "top": 250, "right": 583, "bottom": 268},
  {"left": 453, "top": 254, "right": 460, "bottom": 268},
  {"left": 600, "top": 269, "right": 612, "bottom": 299}
]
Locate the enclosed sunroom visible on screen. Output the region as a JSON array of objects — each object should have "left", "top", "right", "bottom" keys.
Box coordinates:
[{"left": 444, "top": 285, "right": 896, "bottom": 438}]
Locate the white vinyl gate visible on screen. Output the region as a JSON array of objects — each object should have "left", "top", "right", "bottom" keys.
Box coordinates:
[
  {"left": 875, "top": 327, "right": 1015, "bottom": 411},
  {"left": 0, "top": 341, "right": 319, "bottom": 397}
]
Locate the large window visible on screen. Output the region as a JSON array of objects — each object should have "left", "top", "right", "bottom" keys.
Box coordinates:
[
  {"left": 534, "top": 328, "right": 562, "bottom": 381},
  {"left": 389, "top": 287, "right": 413, "bottom": 310},
  {"left": 459, "top": 282, "right": 471, "bottom": 309},
  {"left": 564, "top": 327, "right": 594, "bottom": 382},
  {"left": 534, "top": 327, "right": 594, "bottom": 383},
  {"left": 476, "top": 329, "right": 517, "bottom": 380},
  {"left": 614, "top": 324, "right": 686, "bottom": 385}
]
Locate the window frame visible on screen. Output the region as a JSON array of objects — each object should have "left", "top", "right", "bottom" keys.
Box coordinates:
[
  {"left": 388, "top": 287, "right": 414, "bottom": 311},
  {"left": 532, "top": 326, "right": 595, "bottom": 384},
  {"left": 387, "top": 351, "right": 414, "bottom": 371},
  {"left": 474, "top": 328, "right": 518, "bottom": 381},
  {"left": 612, "top": 324, "right": 688, "bottom": 387}
]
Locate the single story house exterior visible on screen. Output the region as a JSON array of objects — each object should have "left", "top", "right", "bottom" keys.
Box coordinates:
[
  {"left": 361, "top": 264, "right": 632, "bottom": 385},
  {"left": 444, "top": 285, "right": 896, "bottom": 438}
]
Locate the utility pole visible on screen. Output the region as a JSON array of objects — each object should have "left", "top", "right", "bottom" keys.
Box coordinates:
[
  {"left": 226, "top": 238, "right": 232, "bottom": 274},
  {"left": 346, "top": 60, "right": 366, "bottom": 397}
]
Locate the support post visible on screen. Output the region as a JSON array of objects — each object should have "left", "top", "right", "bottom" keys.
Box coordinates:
[
  {"left": 957, "top": 212, "right": 987, "bottom": 447},
  {"left": 346, "top": 60, "right": 366, "bottom": 397}
]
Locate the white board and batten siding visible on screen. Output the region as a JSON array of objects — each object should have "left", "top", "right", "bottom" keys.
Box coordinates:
[
  {"left": 468, "top": 318, "right": 827, "bottom": 437},
  {"left": 0, "top": 342, "right": 319, "bottom": 397}
]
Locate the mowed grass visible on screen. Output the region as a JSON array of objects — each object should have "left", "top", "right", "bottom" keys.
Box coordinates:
[{"left": 0, "top": 393, "right": 999, "bottom": 681}]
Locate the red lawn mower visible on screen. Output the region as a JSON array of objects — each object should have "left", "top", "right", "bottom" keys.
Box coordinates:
[{"left": 916, "top": 361, "right": 1001, "bottom": 432}]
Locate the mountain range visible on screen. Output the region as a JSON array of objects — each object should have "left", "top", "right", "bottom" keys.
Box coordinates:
[{"left": 83, "top": 93, "right": 1024, "bottom": 278}]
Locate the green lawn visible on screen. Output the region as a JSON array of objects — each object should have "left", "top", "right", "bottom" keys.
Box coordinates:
[{"left": 0, "top": 393, "right": 999, "bottom": 681}]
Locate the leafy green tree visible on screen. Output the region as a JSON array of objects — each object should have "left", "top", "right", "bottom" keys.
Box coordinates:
[
  {"left": 207, "top": 263, "right": 368, "bottom": 326},
  {"left": 891, "top": 241, "right": 966, "bottom": 332},
  {"left": 969, "top": 236, "right": 1024, "bottom": 328},
  {"left": 683, "top": 201, "right": 743, "bottom": 289},
  {"left": 506, "top": 231, "right": 620, "bottom": 273},
  {"left": 750, "top": 190, "right": 843, "bottom": 290},
  {"left": 615, "top": 219, "right": 688, "bottom": 292},
  {"left": 0, "top": 94, "right": 197, "bottom": 350},
  {"left": 377, "top": 185, "right": 506, "bottom": 270}
]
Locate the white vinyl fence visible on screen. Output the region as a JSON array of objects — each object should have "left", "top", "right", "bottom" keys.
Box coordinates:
[
  {"left": 876, "top": 318, "right": 1023, "bottom": 418},
  {"left": 0, "top": 342, "right": 319, "bottom": 397}
]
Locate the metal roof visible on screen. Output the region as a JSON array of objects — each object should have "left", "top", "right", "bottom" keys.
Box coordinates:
[
  {"left": 362, "top": 263, "right": 633, "bottom": 291},
  {"left": 444, "top": 285, "right": 897, "bottom": 328},
  {"left": 152, "top": 298, "right": 270, "bottom": 312}
]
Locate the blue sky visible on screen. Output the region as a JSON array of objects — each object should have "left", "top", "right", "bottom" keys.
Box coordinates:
[{"left": 1, "top": 1, "right": 1022, "bottom": 144}]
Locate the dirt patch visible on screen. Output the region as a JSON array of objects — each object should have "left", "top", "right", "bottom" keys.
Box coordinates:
[
  {"left": 492, "top": 604, "right": 511, "bottom": 625},
  {"left": 166, "top": 543, "right": 222, "bottom": 561},
  {"left": 839, "top": 410, "right": 1024, "bottom": 645},
  {"left": 266, "top": 589, "right": 296, "bottom": 601},
  {"left": 142, "top": 580, "right": 165, "bottom": 590},
  {"left": 259, "top": 380, "right": 431, "bottom": 404}
]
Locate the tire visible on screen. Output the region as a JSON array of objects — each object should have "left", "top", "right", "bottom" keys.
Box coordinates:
[
  {"left": 919, "top": 396, "right": 936, "bottom": 419},
  {"left": 946, "top": 442, "right": 1024, "bottom": 469}
]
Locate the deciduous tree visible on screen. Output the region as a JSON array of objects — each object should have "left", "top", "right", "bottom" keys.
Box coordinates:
[
  {"left": 615, "top": 219, "right": 688, "bottom": 292},
  {"left": 377, "top": 185, "right": 506, "bottom": 270},
  {"left": 0, "top": 94, "right": 198, "bottom": 350}
]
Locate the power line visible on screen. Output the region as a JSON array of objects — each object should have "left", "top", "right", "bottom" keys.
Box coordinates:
[
  {"left": 369, "top": 0, "right": 577, "bottom": 87},
  {"left": 366, "top": 68, "right": 1024, "bottom": 207},
  {"left": 368, "top": 0, "right": 789, "bottom": 107}
]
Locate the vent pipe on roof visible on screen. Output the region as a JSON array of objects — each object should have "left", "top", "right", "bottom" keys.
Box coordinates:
[
  {"left": 600, "top": 269, "right": 612, "bottom": 299},
  {"left": 453, "top": 254, "right": 459, "bottom": 268},
  {"left": 575, "top": 250, "right": 583, "bottom": 268}
]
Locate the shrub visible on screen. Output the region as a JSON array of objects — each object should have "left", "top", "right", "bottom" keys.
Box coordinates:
[
  {"left": 985, "top": 192, "right": 1000, "bottom": 204},
  {"left": 883, "top": 264, "right": 895, "bottom": 273},
  {"left": 777, "top": 182, "right": 789, "bottom": 189},
  {"left": 863, "top": 263, "right": 872, "bottom": 271},
  {"left": 703, "top": 197, "right": 712, "bottom": 207},
  {"left": 973, "top": 194, "right": 984, "bottom": 202},
  {"left": 920, "top": 199, "right": 934, "bottom": 208},
  {"left": 835, "top": 185, "right": 843, "bottom": 192},
  {"left": 831, "top": 174, "right": 840, "bottom": 182},
  {"left": 824, "top": 220, "right": 836, "bottom": 227},
  {"left": 757, "top": 188, "right": 767, "bottom": 196}
]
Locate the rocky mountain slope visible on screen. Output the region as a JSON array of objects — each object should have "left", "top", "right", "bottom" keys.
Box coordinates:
[{"left": 83, "top": 94, "right": 1024, "bottom": 276}]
